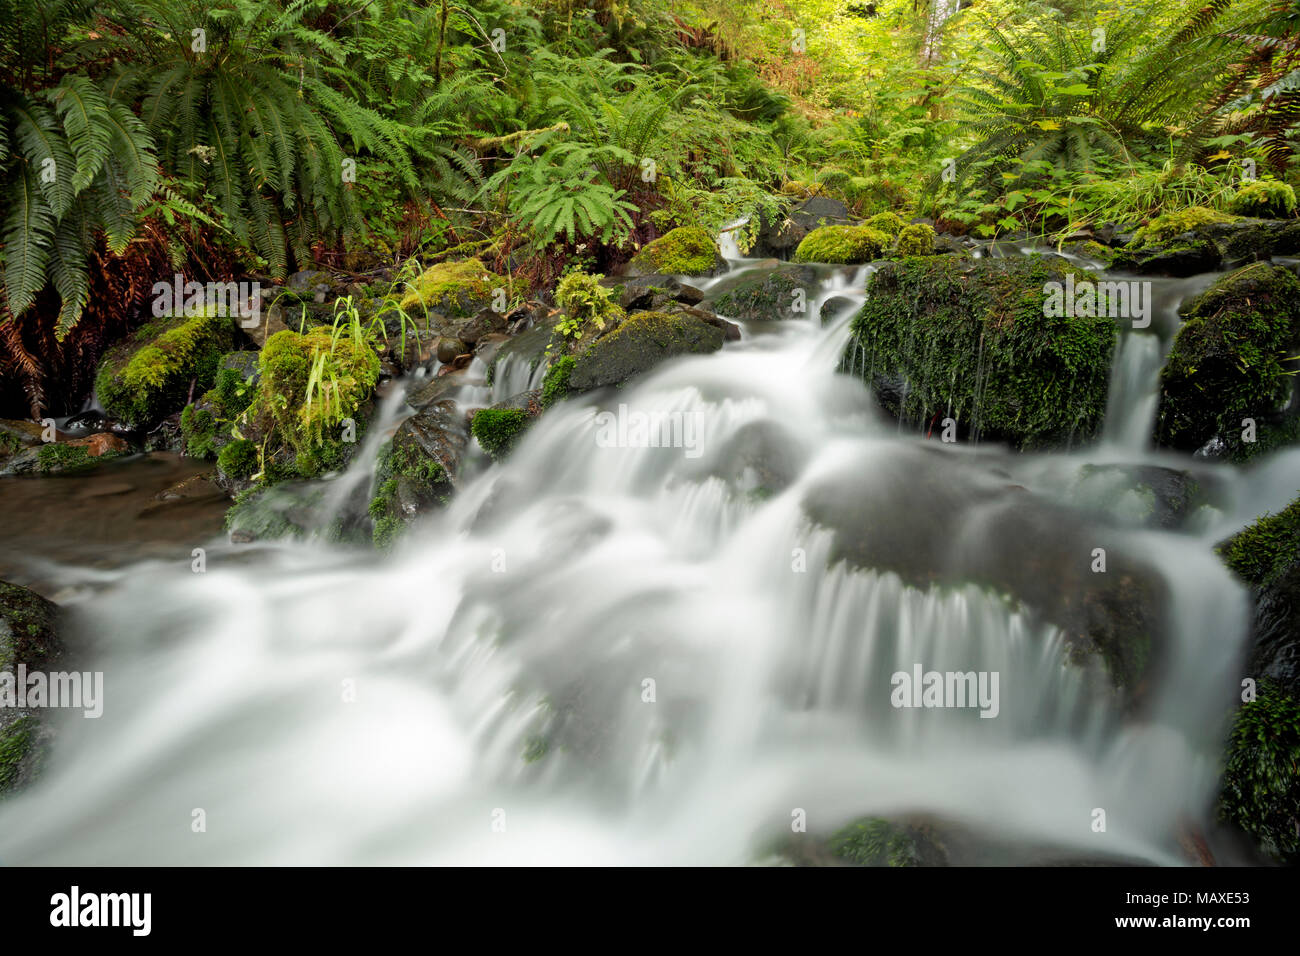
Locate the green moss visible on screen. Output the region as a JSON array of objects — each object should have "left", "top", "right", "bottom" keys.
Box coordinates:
[
  {"left": 567, "top": 310, "right": 726, "bottom": 391},
  {"left": 367, "top": 440, "right": 453, "bottom": 548},
  {"left": 541, "top": 355, "right": 576, "bottom": 407},
  {"left": 217, "top": 438, "right": 258, "bottom": 480},
  {"left": 830, "top": 817, "right": 927, "bottom": 866},
  {"left": 892, "top": 223, "right": 935, "bottom": 257},
  {"left": 35, "top": 442, "right": 94, "bottom": 474},
  {"left": 1219, "top": 495, "right": 1300, "bottom": 590},
  {"left": 0, "top": 714, "right": 38, "bottom": 795},
  {"left": 1229, "top": 180, "right": 1297, "bottom": 219},
  {"left": 180, "top": 404, "right": 217, "bottom": 458},
  {"left": 841, "top": 256, "right": 1117, "bottom": 449},
  {"left": 252, "top": 327, "right": 380, "bottom": 469},
  {"left": 1219, "top": 679, "right": 1300, "bottom": 863},
  {"left": 397, "top": 258, "right": 501, "bottom": 317},
  {"left": 0, "top": 581, "right": 60, "bottom": 673},
  {"left": 1154, "top": 262, "right": 1300, "bottom": 460},
  {"left": 551, "top": 271, "right": 625, "bottom": 354},
  {"left": 1132, "top": 205, "right": 1236, "bottom": 247},
  {"left": 629, "top": 226, "right": 719, "bottom": 276},
  {"left": 472, "top": 407, "right": 531, "bottom": 460},
  {"left": 793, "top": 225, "right": 889, "bottom": 264},
  {"left": 864, "top": 211, "right": 908, "bottom": 237},
  {"left": 95, "top": 308, "right": 237, "bottom": 427}
]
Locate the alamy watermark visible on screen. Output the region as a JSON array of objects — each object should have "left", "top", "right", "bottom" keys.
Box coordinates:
[
  {"left": 890, "top": 664, "right": 1000, "bottom": 718},
  {"left": 152, "top": 274, "right": 261, "bottom": 328},
  {"left": 594, "top": 404, "right": 704, "bottom": 458},
  {"left": 0, "top": 665, "right": 104, "bottom": 718},
  {"left": 1044, "top": 274, "right": 1151, "bottom": 329}
]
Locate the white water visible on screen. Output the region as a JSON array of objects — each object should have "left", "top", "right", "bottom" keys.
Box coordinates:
[{"left": 0, "top": 255, "right": 1270, "bottom": 866}]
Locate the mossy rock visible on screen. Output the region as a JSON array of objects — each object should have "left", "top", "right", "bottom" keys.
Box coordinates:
[
  {"left": 1228, "top": 180, "right": 1297, "bottom": 219},
  {"left": 1111, "top": 237, "right": 1221, "bottom": 277},
  {"left": 793, "top": 225, "right": 889, "bottom": 264},
  {"left": 95, "top": 308, "right": 238, "bottom": 428},
  {"left": 1131, "top": 206, "right": 1237, "bottom": 247},
  {"left": 841, "top": 256, "right": 1118, "bottom": 450},
  {"left": 0, "top": 581, "right": 62, "bottom": 796},
  {"left": 626, "top": 227, "right": 724, "bottom": 278},
  {"left": 891, "top": 223, "right": 935, "bottom": 257},
  {"left": 1154, "top": 262, "right": 1300, "bottom": 461},
  {"left": 1221, "top": 219, "right": 1300, "bottom": 263},
  {"left": 1218, "top": 679, "right": 1300, "bottom": 863},
  {"left": 250, "top": 327, "right": 381, "bottom": 476},
  {"left": 368, "top": 406, "right": 463, "bottom": 548},
  {"left": 1218, "top": 493, "right": 1300, "bottom": 696},
  {"left": 567, "top": 310, "right": 725, "bottom": 392},
  {"left": 541, "top": 356, "right": 576, "bottom": 407},
  {"left": 828, "top": 816, "right": 948, "bottom": 867},
  {"left": 707, "top": 264, "right": 818, "bottom": 321},
  {"left": 398, "top": 259, "right": 502, "bottom": 318},
  {"left": 217, "top": 438, "right": 258, "bottom": 480},
  {"left": 471, "top": 407, "right": 532, "bottom": 460}
]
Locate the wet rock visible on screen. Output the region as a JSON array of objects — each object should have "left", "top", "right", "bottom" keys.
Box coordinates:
[
  {"left": 436, "top": 337, "right": 468, "bottom": 364},
  {"left": 819, "top": 295, "right": 856, "bottom": 325},
  {"left": 143, "top": 413, "right": 184, "bottom": 453},
  {"left": 453, "top": 306, "right": 509, "bottom": 346},
  {"left": 0, "top": 581, "right": 63, "bottom": 796},
  {"left": 242, "top": 299, "right": 293, "bottom": 348},
  {"left": 842, "top": 256, "right": 1117, "bottom": 450},
  {"left": 567, "top": 311, "right": 725, "bottom": 392},
  {"left": 705, "top": 263, "right": 820, "bottom": 322},
  {"left": 1071, "top": 464, "right": 1210, "bottom": 530},
  {"left": 803, "top": 444, "right": 1169, "bottom": 693},
  {"left": 369, "top": 399, "right": 467, "bottom": 547},
  {"left": 474, "top": 333, "right": 511, "bottom": 367},
  {"left": 1154, "top": 262, "right": 1300, "bottom": 461},
  {"left": 0, "top": 420, "right": 44, "bottom": 466},
  {"left": 1112, "top": 237, "right": 1221, "bottom": 276},
  {"left": 70, "top": 432, "right": 128, "bottom": 457}
]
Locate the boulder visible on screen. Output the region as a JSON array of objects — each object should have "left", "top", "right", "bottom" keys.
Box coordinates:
[
  {"left": 841, "top": 256, "right": 1118, "bottom": 450},
  {"left": 566, "top": 311, "right": 725, "bottom": 392},
  {"left": 1154, "top": 262, "right": 1300, "bottom": 461}
]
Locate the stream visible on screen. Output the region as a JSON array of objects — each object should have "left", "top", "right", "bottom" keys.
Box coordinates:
[{"left": 0, "top": 244, "right": 1294, "bottom": 865}]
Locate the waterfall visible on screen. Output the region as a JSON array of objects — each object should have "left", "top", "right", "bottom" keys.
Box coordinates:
[{"left": 0, "top": 252, "right": 1254, "bottom": 866}]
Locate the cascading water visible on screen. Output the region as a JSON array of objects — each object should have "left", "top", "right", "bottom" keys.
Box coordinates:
[{"left": 0, "top": 249, "right": 1268, "bottom": 866}]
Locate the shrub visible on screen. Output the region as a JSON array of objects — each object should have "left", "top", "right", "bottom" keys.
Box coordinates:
[{"left": 1229, "top": 180, "right": 1298, "bottom": 219}]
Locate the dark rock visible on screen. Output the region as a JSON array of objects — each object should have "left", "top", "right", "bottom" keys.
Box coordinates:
[
  {"left": 0, "top": 581, "right": 63, "bottom": 795},
  {"left": 453, "top": 306, "right": 510, "bottom": 346},
  {"left": 752, "top": 196, "right": 855, "bottom": 260},
  {"left": 567, "top": 311, "right": 725, "bottom": 392},
  {"left": 1112, "top": 237, "right": 1221, "bottom": 276},
  {"left": 705, "top": 263, "right": 821, "bottom": 322},
  {"left": 436, "top": 337, "right": 469, "bottom": 364}
]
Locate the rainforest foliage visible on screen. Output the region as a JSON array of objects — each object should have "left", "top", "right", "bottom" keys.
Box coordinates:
[{"left": 2, "top": 0, "right": 1299, "bottom": 415}]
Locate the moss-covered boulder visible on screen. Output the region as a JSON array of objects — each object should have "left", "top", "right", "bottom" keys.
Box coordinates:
[
  {"left": 626, "top": 226, "right": 725, "bottom": 278},
  {"left": 1154, "top": 262, "right": 1300, "bottom": 460},
  {"left": 841, "top": 256, "right": 1118, "bottom": 449},
  {"left": 1218, "top": 679, "right": 1300, "bottom": 864},
  {"left": 0, "top": 581, "right": 62, "bottom": 796},
  {"left": 1131, "top": 206, "right": 1237, "bottom": 247},
  {"left": 706, "top": 263, "right": 819, "bottom": 321},
  {"left": 1111, "top": 237, "right": 1221, "bottom": 276},
  {"left": 398, "top": 259, "right": 502, "bottom": 318},
  {"left": 95, "top": 308, "right": 238, "bottom": 428},
  {"left": 1219, "top": 494, "right": 1300, "bottom": 695},
  {"left": 802, "top": 445, "right": 1169, "bottom": 693},
  {"left": 751, "top": 195, "right": 852, "bottom": 259},
  {"left": 566, "top": 310, "right": 725, "bottom": 392},
  {"left": 179, "top": 352, "right": 257, "bottom": 460},
  {"left": 1220, "top": 218, "right": 1300, "bottom": 263},
  {"left": 368, "top": 399, "right": 466, "bottom": 548},
  {"left": 247, "top": 328, "right": 381, "bottom": 477},
  {"left": 1228, "top": 180, "right": 1297, "bottom": 219},
  {"left": 793, "top": 225, "right": 889, "bottom": 264}
]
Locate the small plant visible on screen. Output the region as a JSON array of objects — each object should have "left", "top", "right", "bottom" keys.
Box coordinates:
[
  {"left": 550, "top": 271, "right": 624, "bottom": 356},
  {"left": 1219, "top": 679, "right": 1300, "bottom": 863}
]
